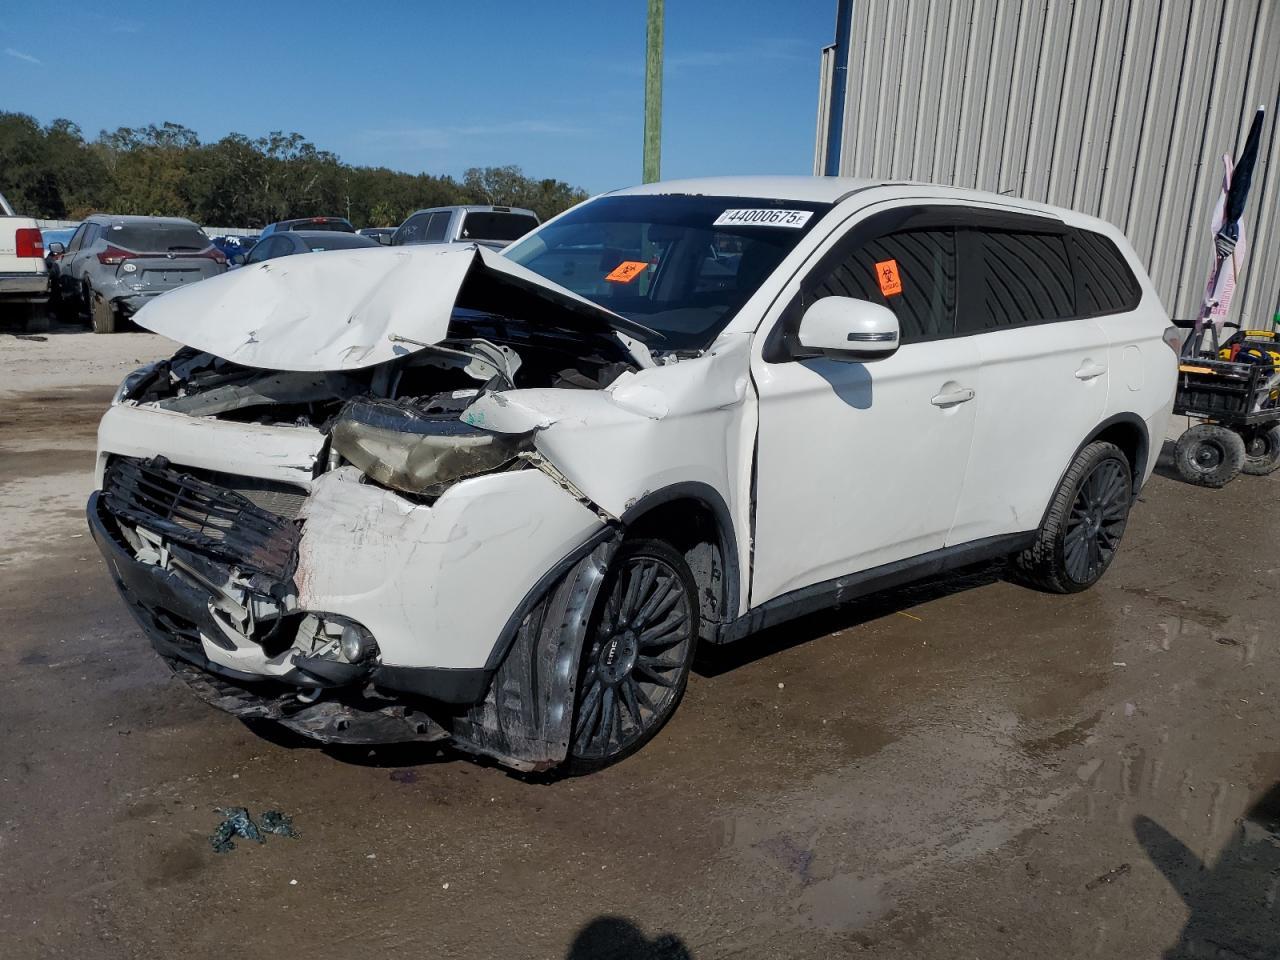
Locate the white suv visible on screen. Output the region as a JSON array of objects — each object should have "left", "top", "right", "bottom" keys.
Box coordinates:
[{"left": 89, "top": 177, "right": 1176, "bottom": 772}]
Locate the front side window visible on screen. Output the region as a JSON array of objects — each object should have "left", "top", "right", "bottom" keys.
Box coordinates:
[
  {"left": 66, "top": 224, "right": 88, "bottom": 253},
  {"left": 505, "top": 194, "right": 832, "bottom": 350},
  {"left": 424, "top": 212, "right": 450, "bottom": 243},
  {"left": 808, "top": 228, "right": 957, "bottom": 343}
]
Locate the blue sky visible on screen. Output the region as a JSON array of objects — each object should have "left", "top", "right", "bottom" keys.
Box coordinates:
[{"left": 0, "top": 1, "right": 837, "bottom": 194}]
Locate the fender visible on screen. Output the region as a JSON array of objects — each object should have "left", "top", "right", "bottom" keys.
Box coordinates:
[
  {"left": 619, "top": 481, "right": 743, "bottom": 635},
  {"left": 1036, "top": 412, "right": 1151, "bottom": 532}
]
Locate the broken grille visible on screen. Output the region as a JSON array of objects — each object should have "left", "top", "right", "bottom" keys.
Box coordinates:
[{"left": 103, "top": 456, "right": 300, "bottom": 580}]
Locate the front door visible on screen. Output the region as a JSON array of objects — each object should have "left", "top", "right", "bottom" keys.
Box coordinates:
[{"left": 750, "top": 218, "right": 980, "bottom": 606}]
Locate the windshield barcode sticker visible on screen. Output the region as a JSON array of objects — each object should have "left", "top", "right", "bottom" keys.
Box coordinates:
[{"left": 713, "top": 208, "right": 813, "bottom": 228}]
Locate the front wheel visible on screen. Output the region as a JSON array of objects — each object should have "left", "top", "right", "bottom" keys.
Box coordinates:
[
  {"left": 1012, "top": 441, "right": 1132, "bottom": 594},
  {"left": 566, "top": 539, "right": 698, "bottom": 772}
]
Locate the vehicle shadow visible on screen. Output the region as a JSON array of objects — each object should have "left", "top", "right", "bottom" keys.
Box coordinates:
[
  {"left": 1152, "top": 437, "right": 1183, "bottom": 483},
  {"left": 564, "top": 916, "right": 693, "bottom": 959},
  {"left": 695, "top": 559, "right": 1005, "bottom": 678},
  {"left": 1134, "top": 781, "right": 1280, "bottom": 957}
]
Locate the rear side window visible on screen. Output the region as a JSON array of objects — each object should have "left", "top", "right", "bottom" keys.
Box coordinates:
[
  {"left": 1072, "top": 230, "right": 1141, "bottom": 315},
  {"left": 808, "top": 229, "right": 957, "bottom": 343},
  {"left": 460, "top": 212, "right": 538, "bottom": 243},
  {"left": 110, "top": 223, "right": 210, "bottom": 253}
]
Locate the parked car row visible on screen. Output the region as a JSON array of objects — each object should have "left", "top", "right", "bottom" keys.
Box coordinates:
[{"left": 7, "top": 202, "right": 543, "bottom": 333}]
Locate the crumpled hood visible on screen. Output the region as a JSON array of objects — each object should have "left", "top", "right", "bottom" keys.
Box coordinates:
[{"left": 133, "top": 243, "right": 656, "bottom": 371}]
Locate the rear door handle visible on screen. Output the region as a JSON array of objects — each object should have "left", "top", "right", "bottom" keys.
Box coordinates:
[
  {"left": 1075, "top": 361, "right": 1107, "bottom": 380},
  {"left": 931, "top": 387, "right": 975, "bottom": 407}
]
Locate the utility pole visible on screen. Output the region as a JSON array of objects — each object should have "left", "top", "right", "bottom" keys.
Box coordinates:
[{"left": 643, "top": 0, "right": 664, "bottom": 183}]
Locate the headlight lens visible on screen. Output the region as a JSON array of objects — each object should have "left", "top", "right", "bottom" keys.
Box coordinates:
[
  {"left": 330, "top": 397, "right": 527, "bottom": 497},
  {"left": 111, "top": 362, "right": 161, "bottom": 405}
]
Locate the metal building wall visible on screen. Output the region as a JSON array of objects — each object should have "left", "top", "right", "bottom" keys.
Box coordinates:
[{"left": 817, "top": 0, "right": 1280, "bottom": 326}]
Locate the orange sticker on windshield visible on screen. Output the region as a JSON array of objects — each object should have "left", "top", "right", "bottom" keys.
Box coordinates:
[
  {"left": 875, "top": 259, "right": 902, "bottom": 296},
  {"left": 605, "top": 260, "right": 649, "bottom": 284}
]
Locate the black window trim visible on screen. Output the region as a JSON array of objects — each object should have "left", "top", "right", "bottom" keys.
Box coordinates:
[{"left": 764, "top": 204, "right": 1142, "bottom": 363}]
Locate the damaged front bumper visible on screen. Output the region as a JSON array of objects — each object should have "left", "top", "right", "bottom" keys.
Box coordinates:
[{"left": 88, "top": 452, "right": 607, "bottom": 749}]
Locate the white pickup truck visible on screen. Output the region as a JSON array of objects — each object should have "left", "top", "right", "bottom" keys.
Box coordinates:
[{"left": 0, "top": 190, "right": 51, "bottom": 332}]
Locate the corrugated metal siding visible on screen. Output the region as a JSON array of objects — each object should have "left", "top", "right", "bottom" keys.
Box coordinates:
[{"left": 820, "top": 0, "right": 1280, "bottom": 326}]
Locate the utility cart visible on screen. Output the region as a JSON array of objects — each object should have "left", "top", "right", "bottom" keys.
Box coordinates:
[{"left": 1173, "top": 327, "right": 1280, "bottom": 486}]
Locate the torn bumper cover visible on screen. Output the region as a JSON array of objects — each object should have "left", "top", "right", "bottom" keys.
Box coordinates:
[{"left": 89, "top": 454, "right": 608, "bottom": 754}]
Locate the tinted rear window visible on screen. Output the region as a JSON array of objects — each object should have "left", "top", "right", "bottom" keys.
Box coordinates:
[
  {"left": 460, "top": 212, "right": 538, "bottom": 242},
  {"left": 1073, "top": 230, "right": 1141, "bottom": 315},
  {"left": 300, "top": 234, "right": 379, "bottom": 251},
  {"left": 109, "top": 223, "right": 210, "bottom": 253},
  {"left": 290, "top": 220, "right": 353, "bottom": 232}
]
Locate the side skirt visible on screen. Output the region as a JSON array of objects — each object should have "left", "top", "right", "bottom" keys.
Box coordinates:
[{"left": 717, "top": 532, "right": 1035, "bottom": 644}]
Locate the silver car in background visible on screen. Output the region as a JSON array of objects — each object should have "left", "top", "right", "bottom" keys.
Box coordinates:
[
  {"left": 50, "top": 215, "right": 226, "bottom": 333},
  {"left": 390, "top": 205, "right": 539, "bottom": 249}
]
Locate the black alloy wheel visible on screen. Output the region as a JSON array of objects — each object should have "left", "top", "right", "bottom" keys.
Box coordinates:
[
  {"left": 1062, "top": 455, "right": 1130, "bottom": 586},
  {"left": 568, "top": 539, "right": 697, "bottom": 770}
]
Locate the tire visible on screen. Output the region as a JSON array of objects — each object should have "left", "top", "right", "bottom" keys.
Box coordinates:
[
  {"left": 1173, "top": 423, "right": 1245, "bottom": 487},
  {"left": 90, "top": 291, "right": 116, "bottom": 334},
  {"left": 1240, "top": 424, "right": 1280, "bottom": 477},
  {"left": 1012, "top": 441, "right": 1132, "bottom": 594},
  {"left": 566, "top": 538, "right": 698, "bottom": 772}
]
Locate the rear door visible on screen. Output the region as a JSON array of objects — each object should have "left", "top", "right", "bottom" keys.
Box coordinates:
[{"left": 947, "top": 221, "right": 1111, "bottom": 544}]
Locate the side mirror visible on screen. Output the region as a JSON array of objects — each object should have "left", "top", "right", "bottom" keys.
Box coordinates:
[
  {"left": 797, "top": 296, "right": 900, "bottom": 361},
  {"left": 377, "top": 234, "right": 392, "bottom": 245},
  {"left": 48, "top": 241, "right": 65, "bottom": 256},
  {"left": 230, "top": 253, "right": 247, "bottom": 266}
]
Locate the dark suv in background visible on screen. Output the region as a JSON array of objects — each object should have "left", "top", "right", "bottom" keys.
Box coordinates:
[
  {"left": 258, "top": 216, "right": 355, "bottom": 237},
  {"left": 49, "top": 215, "right": 226, "bottom": 333}
]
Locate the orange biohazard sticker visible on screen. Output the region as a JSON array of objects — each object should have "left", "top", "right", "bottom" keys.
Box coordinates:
[
  {"left": 875, "top": 259, "right": 902, "bottom": 297},
  {"left": 605, "top": 260, "right": 649, "bottom": 284}
]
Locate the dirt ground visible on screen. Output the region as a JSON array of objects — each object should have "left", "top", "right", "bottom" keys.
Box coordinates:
[{"left": 2, "top": 322, "right": 1278, "bottom": 960}]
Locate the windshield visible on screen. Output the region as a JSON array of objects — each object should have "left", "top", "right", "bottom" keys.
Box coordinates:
[
  {"left": 460, "top": 211, "right": 538, "bottom": 243},
  {"left": 504, "top": 194, "right": 831, "bottom": 349}
]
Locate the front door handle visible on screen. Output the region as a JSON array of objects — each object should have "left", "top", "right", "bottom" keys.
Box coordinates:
[
  {"left": 1075, "top": 361, "right": 1107, "bottom": 380},
  {"left": 931, "top": 386, "right": 975, "bottom": 407}
]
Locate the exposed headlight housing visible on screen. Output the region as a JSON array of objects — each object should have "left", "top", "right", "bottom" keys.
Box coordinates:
[
  {"left": 111, "top": 361, "right": 161, "bottom": 406},
  {"left": 329, "top": 397, "right": 528, "bottom": 497}
]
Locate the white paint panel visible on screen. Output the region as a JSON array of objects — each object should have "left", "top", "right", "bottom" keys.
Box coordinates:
[{"left": 296, "top": 467, "right": 604, "bottom": 670}]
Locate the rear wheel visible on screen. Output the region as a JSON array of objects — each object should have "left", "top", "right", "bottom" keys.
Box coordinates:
[
  {"left": 1240, "top": 424, "right": 1280, "bottom": 477},
  {"left": 566, "top": 539, "right": 698, "bottom": 772},
  {"left": 1012, "top": 441, "right": 1132, "bottom": 594},
  {"left": 1173, "top": 423, "right": 1245, "bottom": 487},
  {"left": 90, "top": 291, "right": 116, "bottom": 334}
]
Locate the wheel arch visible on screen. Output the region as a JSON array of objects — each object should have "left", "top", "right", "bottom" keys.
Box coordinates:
[
  {"left": 619, "top": 483, "right": 742, "bottom": 643},
  {"left": 1037, "top": 413, "right": 1150, "bottom": 531}
]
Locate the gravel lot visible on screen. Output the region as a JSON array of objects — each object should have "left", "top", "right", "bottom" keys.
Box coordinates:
[{"left": 2, "top": 324, "right": 1277, "bottom": 959}]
